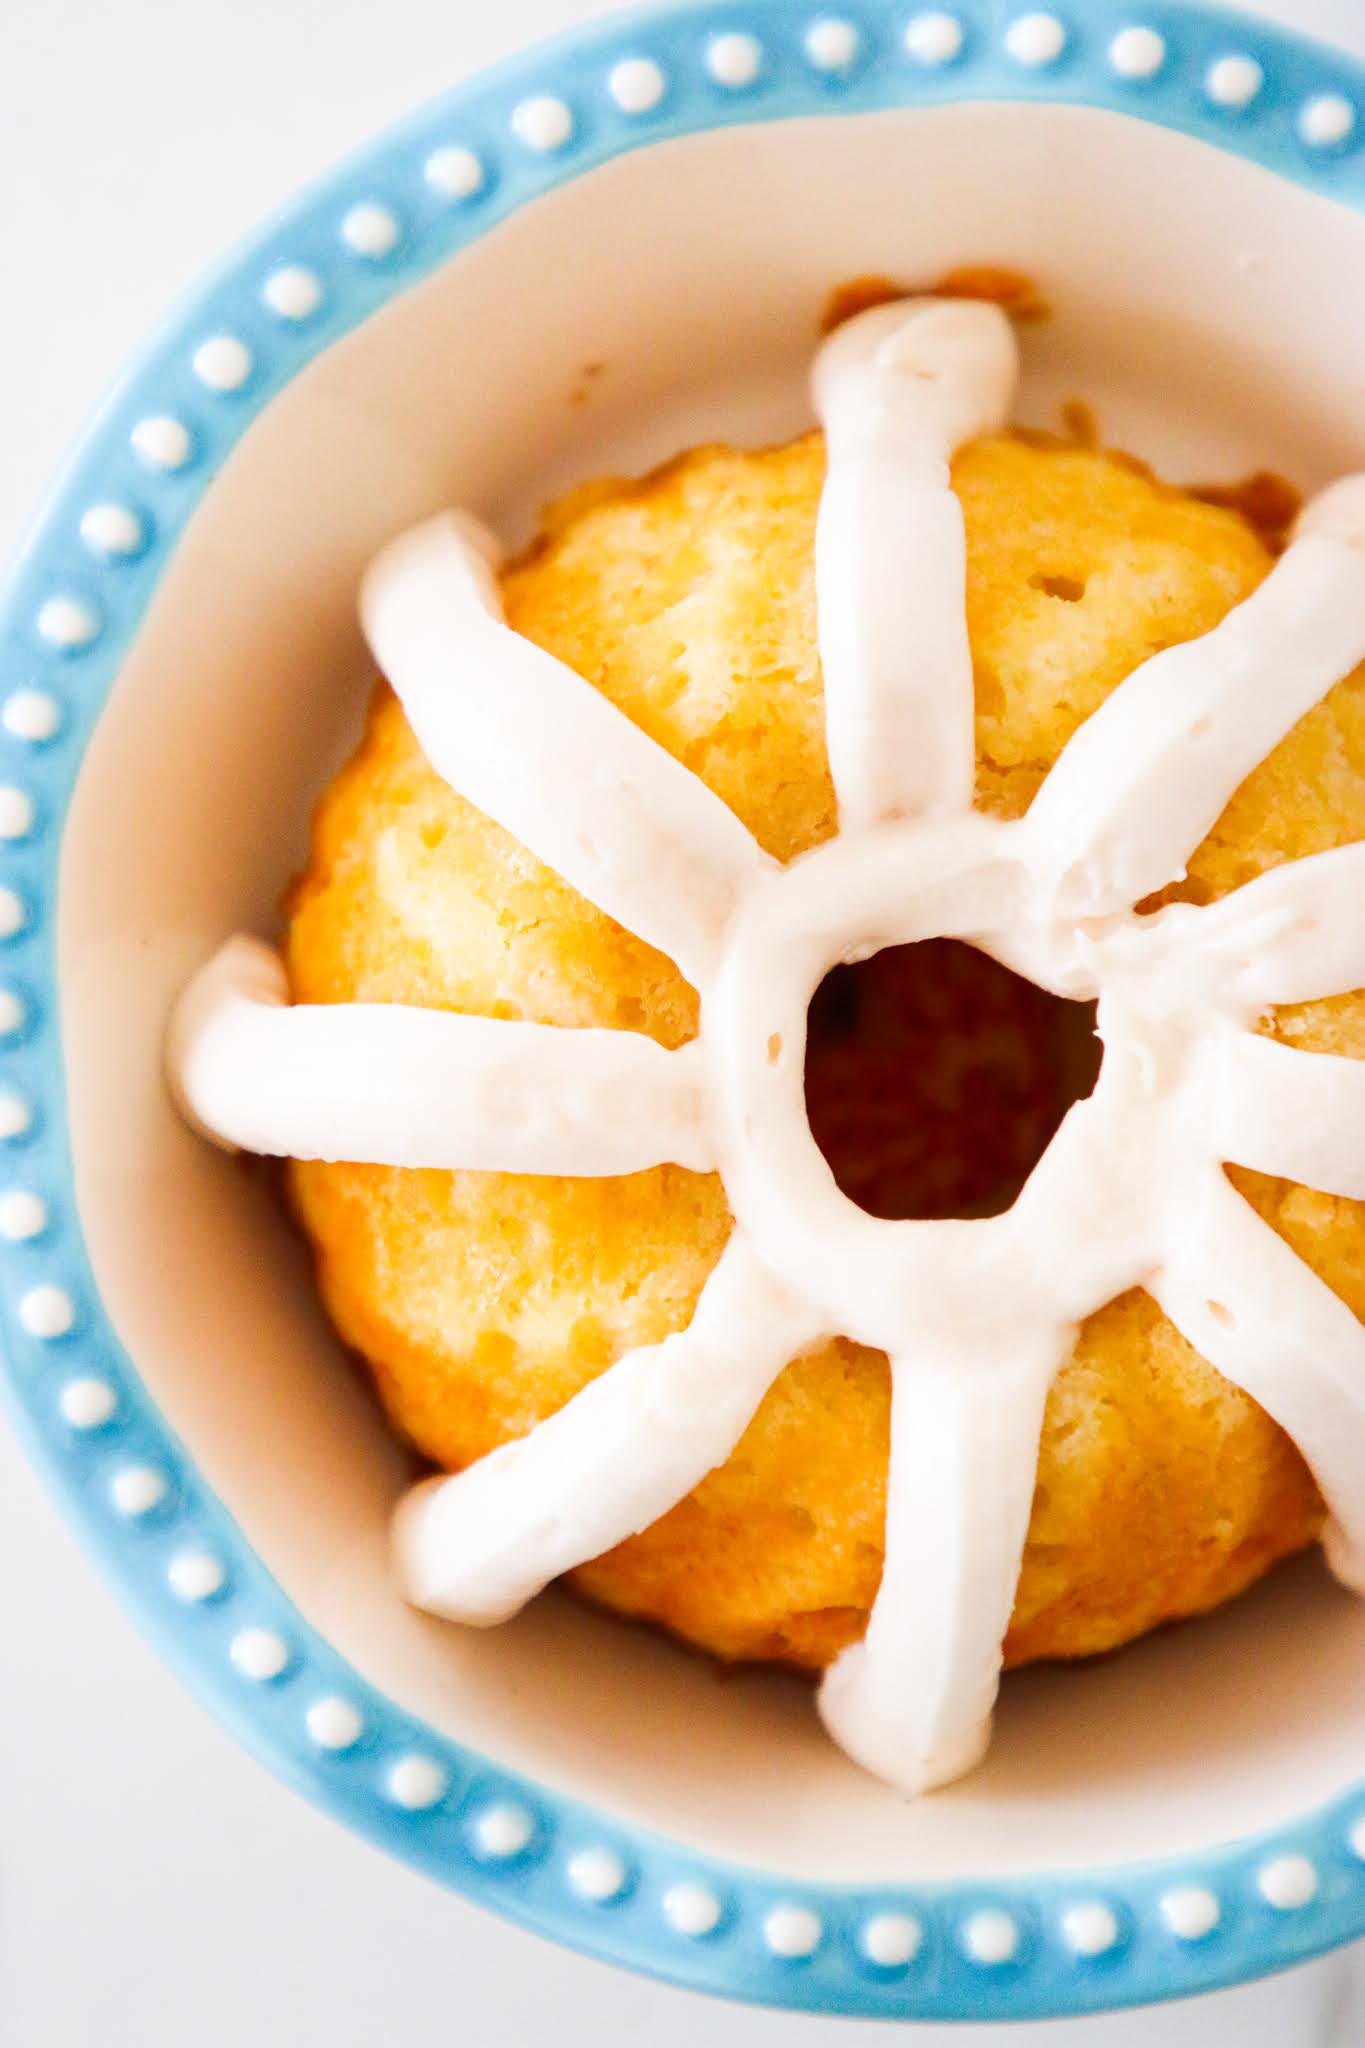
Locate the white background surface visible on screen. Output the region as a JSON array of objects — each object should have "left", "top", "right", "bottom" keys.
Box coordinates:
[{"left": 4, "top": 2, "right": 1365, "bottom": 2043}]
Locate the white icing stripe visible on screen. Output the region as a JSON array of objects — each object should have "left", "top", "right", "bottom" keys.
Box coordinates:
[
  {"left": 818, "top": 1341, "right": 1060, "bottom": 1794},
  {"left": 1023, "top": 523, "right": 1365, "bottom": 918},
  {"left": 169, "top": 935, "right": 713, "bottom": 1175},
  {"left": 1152, "top": 1173, "right": 1365, "bottom": 1591},
  {"left": 392, "top": 1232, "right": 823, "bottom": 1622},
  {"left": 1208, "top": 1032, "right": 1365, "bottom": 1200},
  {"left": 813, "top": 300, "right": 1018, "bottom": 830},
  {"left": 1191, "top": 843, "right": 1365, "bottom": 1011},
  {"left": 361, "top": 514, "right": 772, "bottom": 992}
]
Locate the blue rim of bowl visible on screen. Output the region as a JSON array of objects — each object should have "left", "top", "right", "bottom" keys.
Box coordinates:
[{"left": 3, "top": 0, "right": 1365, "bottom": 2020}]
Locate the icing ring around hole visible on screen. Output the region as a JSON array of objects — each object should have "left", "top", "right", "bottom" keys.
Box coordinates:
[{"left": 706, "top": 813, "right": 1107, "bottom": 1351}]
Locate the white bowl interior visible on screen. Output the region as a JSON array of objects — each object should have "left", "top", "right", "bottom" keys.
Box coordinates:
[{"left": 59, "top": 102, "right": 1365, "bottom": 1884}]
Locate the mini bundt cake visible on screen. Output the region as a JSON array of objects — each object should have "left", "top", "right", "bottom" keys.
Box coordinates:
[
  {"left": 171, "top": 291, "right": 1365, "bottom": 1792},
  {"left": 282, "top": 425, "right": 1362, "bottom": 1672}
]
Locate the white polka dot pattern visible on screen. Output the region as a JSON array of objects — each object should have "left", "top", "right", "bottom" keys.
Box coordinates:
[
  {"left": 1060, "top": 1902, "right": 1120, "bottom": 1956},
  {"left": 862, "top": 1913, "right": 922, "bottom": 1967},
  {"left": 512, "top": 95, "right": 575, "bottom": 150},
  {"left": 903, "top": 11, "right": 963, "bottom": 64},
  {"left": 0, "top": 1089, "right": 31, "bottom": 1139},
  {"left": 168, "top": 1551, "right": 227, "bottom": 1602},
  {"left": 263, "top": 266, "right": 323, "bottom": 320},
  {"left": 1259, "top": 1855, "right": 1319, "bottom": 1910},
  {"left": 192, "top": 335, "right": 253, "bottom": 391},
  {"left": 764, "top": 1905, "right": 822, "bottom": 1958},
  {"left": 19, "top": 1283, "right": 73, "bottom": 1337},
  {"left": 306, "top": 1696, "right": 364, "bottom": 1750},
  {"left": 1206, "top": 54, "right": 1263, "bottom": 108},
  {"left": 387, "top": 1755, "right": 448, "bottom": 1810},
  {"left": 0, "top": 1189, "right": 45, "bottom": 1240},
  {"left": 1109, "top": 26, "right": 1165, "bottom": 79},
  {"left": 963, "top": 1909, "right": 1019, "bottom": 1964},
  {"left": 80, "top": 503, "right": 144, "bottom": 557},
  {"left": 0, "top": 788, "right": 33, "bottom": 840},
  {"left": 130, "top": 415, "right": 192, "bottom": 470},
  {"left": 1300, "top": 95, "right": 1356, "bottom": 148},
  {"left": 60, "top": 1377, "right": 115, "bottom": 1429},
  {"left": 805, "top": 19, "right": 860, "bottom": 72},
  {"left": 664, "top": 1882, "right": 722, "bottom": 1937},
  {"left": 2, "top": 691, "right": 61, "bottom": 743},
  {"left": 568, "top": 1846, "right": 627, "bottom": 1902},
  {"left": 707, "top": 32, "right": 762, "bottom": 87},
  {"left": 473, "top": 1802, "right": 534, "bottom": 1858},
  {"left": 1004, "top": 13, "right": 1066, "bottom": 66},
  {"left": 425, "top": 146, "right": 486, "bottom": 199},
  {"left": 36, "top": 596, "right": 99, "bottom": 651},
  {"left": 110, "top": 1465, "right": 167, "bottom": 1517},
  {"left": 230, "top": 1627, "right": 290, "bottom": 1681},
  {"left": 341, "top": 203, "right": 401, "bottom": 258},
  {"left": 1161, "top": 1887, "right": 1220, "bottom": 1941},
  {"left": 609, "top": 57, "right": 666, "bottom": 113}
]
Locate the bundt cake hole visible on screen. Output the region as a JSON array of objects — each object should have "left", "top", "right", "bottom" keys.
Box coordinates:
[{"left": 803, "top": 937, "right": 1102, "bottom": 1222}]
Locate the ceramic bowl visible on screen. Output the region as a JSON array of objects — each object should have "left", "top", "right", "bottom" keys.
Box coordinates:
[{"left": 5, "top": 0, "right": 1365, "bottom": 2022}]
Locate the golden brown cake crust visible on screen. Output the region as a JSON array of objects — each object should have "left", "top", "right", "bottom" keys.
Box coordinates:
[{"left": 285, "top": 427, "right": 1365, "bottom": 1673}]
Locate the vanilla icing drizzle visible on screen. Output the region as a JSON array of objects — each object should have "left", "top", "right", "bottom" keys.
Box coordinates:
[{"left": 169, "top": 299, "right": 1365, "bottom": 1796}]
